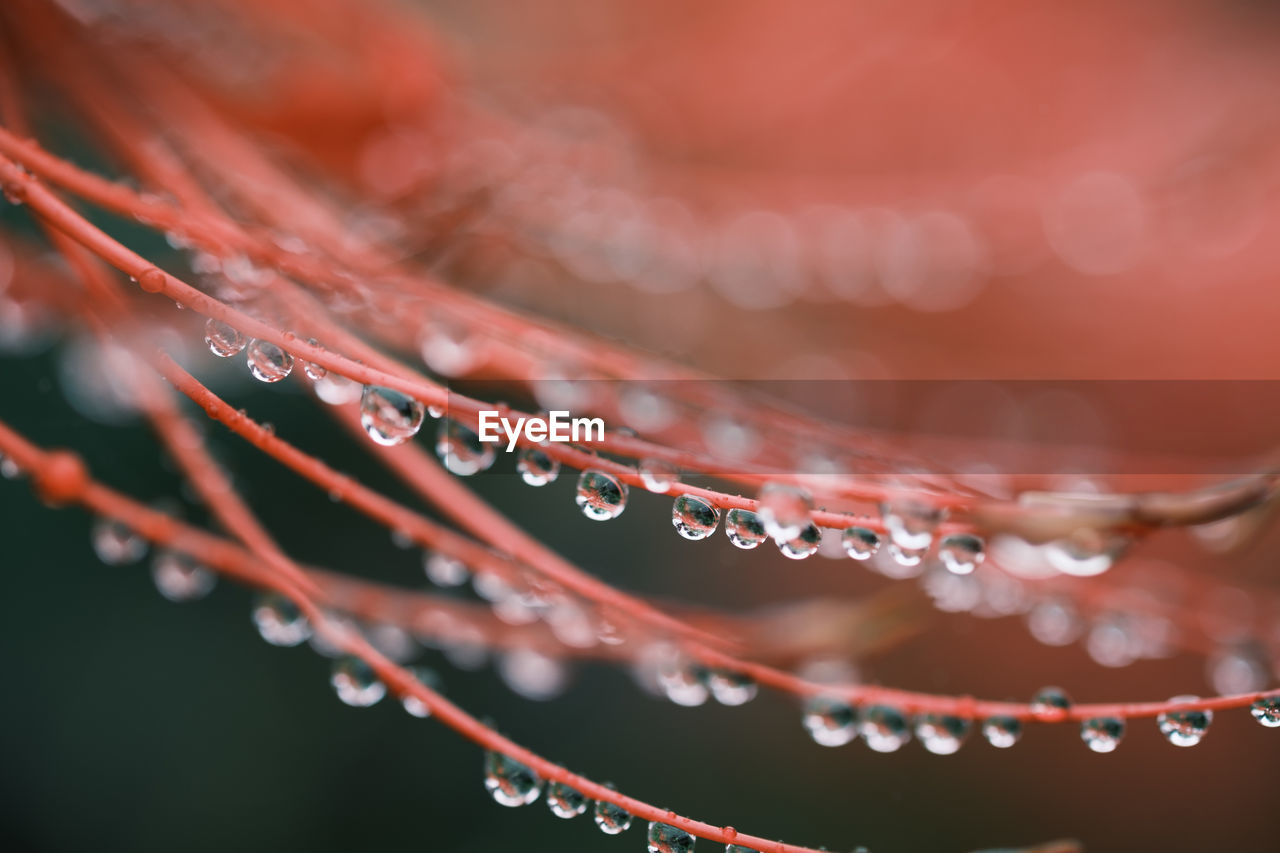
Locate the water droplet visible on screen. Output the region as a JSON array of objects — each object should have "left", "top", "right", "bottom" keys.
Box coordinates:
[
  {"left": 516, "top": 447, "right": 560, "bottom": 486},
  {"left": 707, "top": 670, "right": 757, "bottom": 706},
  {"left": 803, "top": 695, "right": 857, "bottom": 747},
  {"left": 498, "top": 648, "right": 569, "bottom": 700},
  {"left": 842, "top": 526, "right": 880, "bottom": 560},
  {"left": 938, "top": 534, "right": 984, "bottom": 575},
  {"left": 252, "top": 593, "right": 311, "bottom": 646},
  {"left": 914, "top": 714, "right": 970, "bottom": 755},
  {"left": 727, "top": 847, "right": 761, "bottom": 853},
  {"left": 1043, "top": 529, "right": 1126, "bottom": 577},
  {"left": 547, "top": 781, "right": 588, "bottom": 818},
  {"left": 724, "top": 508, "right": 768, "bottom": 549},
  {"left": 777, "top": 523, "right": 822, "bottom": 559},
  {"left": 420, "top": 321, "right": 480, "bottom": 377},
  {"left": 594, "top": 791, "right": 633, "bottom": 834},
  {"left": 1027, "top": 598, "right": 1084, "bottom": 646},
  {"left": 330, "top": 656, "right": 385, "bottom": 706},
  {"left": 1250, "top": 697, "right": 1280, "bottom": 727},
  {"left": 303, "top": 338, "right": 327, "bottom": 381},
  {"left": 423, "top": 551, "right": 470, "bottom": 587},
  {"left": 1080, "top": 717, "right": 1125, "bottom": 753},
  {"left": 1157, "top": 695, "right": 1211, "bottom": 747},
  {"left": 1086, "top": 613, "right": 1138, "bottom": 668},
  {"left": 401, "top": 666, "right": 441, "bottom": 718},
  {"left": 576, "top": 469, "right": 628, "bottom": 520},
  {"left": 0, "top": 452, "right": 19, "bottom": 479},
  {"left": 436, "top": 418, "right": 496, "bottom": 476},
  {"left": 91, "top": 517, "right": 146, "bottom": 565},
  {"left": 858, "top": 705, "right": 911, "bottom": 752},
  {"left": 648, "top": 821, "right": 696, "bottom": 853},
  {"left": 246, "top": 339, "right": 293, "bottom": 383},
  {"left": 1030, "top": 686, "right": 1073, "bottom": 720},
  {"left": 879, "top": 497, "right": 945, "bottom": 551},
  {"left": 639, "top": 458, "right": 680, "bottom": 493},
  {"left": 484, "top": 751, "right": 543, "bottom": 807},
  {"left": 982, "top": 716, "right": 1022, "bottom": 748},
  {"left": 151, "top": 550, "right": 215, "bottom": 602},
  {"left": 203, "top": 318, "right": 245, "bottom": 357},
  {"left": 314, "top": 372, "right": 363, "bottom": 405},
  {"left": 672, "top": 495, "right": 720, "bottom": 540},
  {"left": 658, "top": 659, "right": 709, "bottom": 706},
  {"left": 1207, "top": 645, "right": 1268, "bottom": 694},
  {"left": 887, "top": 542, "right": 926, "bottom": 568},
  {"left": 757, "top": 483, "right": 813, "bottom": 541},
  {"left": 360, "top": 385, "right": 425, "bottom": 446}
]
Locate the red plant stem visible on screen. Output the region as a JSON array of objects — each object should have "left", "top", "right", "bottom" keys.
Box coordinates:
[
  {"left": 0, "top": 415, "right": 849, "bottom": 853},
  {"left": 145, "top": 351, "right": 1280, "bottom": 723}
]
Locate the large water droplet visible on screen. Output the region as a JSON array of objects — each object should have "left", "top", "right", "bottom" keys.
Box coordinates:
[
  {"left": 886, "top": 543, "right": 927, "bottom": 569},
  {"left": 981, "top": 716, "right": 1022, "bottom": 748},
  {"left": 727, "top": 847, "right": 761, "bottom": 853},
  {"left": 707, "top": 670, "right": 757, "bottom": 706},
  {"left": 938, "top": 534, "right": 984, "bottom": 575},
  {"left": 151, "top": 550, "right": 215, "bottom": 602},
  {"left": 576, "top": 469, "right": 628, "bottom": 520},
  {"left": 594, "top": 790, "right": 633, "bottom": 834},
  {"left": 672, "top": 495, "right": 720, "bottom": 540},
  {"left": 658, "top": 659, "right": 709, "bottom": 706},
  {"left": 803, "top": 695, "right": 857, "bottom": 747},
  {"left": 858, "top": 705, "right": 911, "bottom": 752},
  {"left": 842, "top": 526, "right": 880, "bottom": 560},
  {"left": 648, "top": 822, "right": 696, "bottom": 853},
  {"left": 360, "top": 385, "right": 425, "bottom": 446},
  {"left": 401, "top": 666, "right": 441, "bottom": 718},
  {"left": 1251, "top": 697, "right": 1280, "bottom": 727},
  {"left": 724, "top": 508, "right": 768, "bottom": 549},
  {"left": 516, "top": 447, "right": 560, "bottom": 486},
  {"left": 777, "top": 523, "right": 822, "bottom": 559},
  {"left": 484, "top": 751, "right": 543, "bottom": 807},
  {"left": 498, "top": 648, "right": 569, "bottom": 701},
  {"left": 1030, "top": 686, "right": 1073, "bottom": 720},
  {"left": 1080, "top": 717, "right": 1125, "bottom": 753},
  {"left": 203, "top": 318, "right": 245, "bottom": 357},
  {"left": 879, "top": 498, "right": 945, "bottom": 551},
  {"left": 330, "top": 656, "right": 385, "bottom": 706},
  {"left": 436, "top": 418, "right": 496, "bottom": 476},
  {"left": 757, "top": 483, "right": 813, "bottom": 541},
  {"left": 1157, "top": 695, "right": 1211, "bottom": 747},
  {"left": 639, "top": 458, "right": 679, "bottom": 493},
  {"left": 1043, "top": 529, "right": 1126, "bottom": 577},
  {"left": 914, "top": 714, "right": 970, "bottom": 754},
  {"left": 92, "top": 517, "right": 146, "bottom": 565},
  {"left": 245, "top": 339, "right": 293, "bottom": 383},
  {"left": 314, "top": 372, "right": 363, "bottom": 405},
  {"left": 252, "top": 592, "right": 311, "bottom": 646},
  {"left": 547, "top": 781, "right": 588, "bottom": 818},
  {"left": 421, "top": 321, "right": 480, "bottom": 377},
  {"left": 423, "top": 550, "right": 470, "bottom": 587}
]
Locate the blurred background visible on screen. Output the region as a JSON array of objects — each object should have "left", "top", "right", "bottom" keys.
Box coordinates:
[{"left": 3, "top": 1, "right": 1280, "bottom": 851}]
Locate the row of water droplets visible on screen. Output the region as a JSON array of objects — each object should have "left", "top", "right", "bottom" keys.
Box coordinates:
[
  {"left": 484, "top": 749, "right": 759, "bottom": 852},
  {"left": 204, "top": 317, "right": 1123, "bottom": 585},
  {"left": 803, "top": 684, "right": 1280, "bottom": 753}
]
